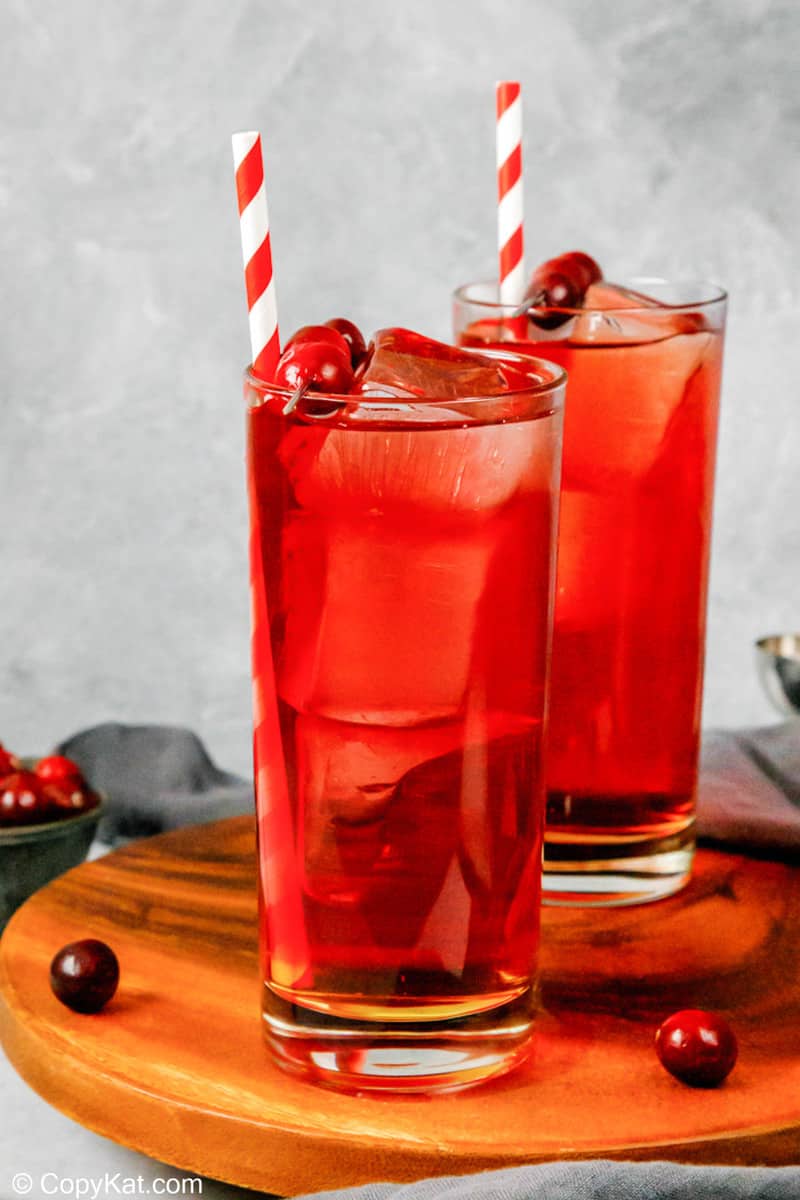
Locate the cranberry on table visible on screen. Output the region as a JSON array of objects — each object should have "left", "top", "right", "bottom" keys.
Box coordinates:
[
  {"left": 325, "top": 318, "right": 368, "bottom": 368},
  {"left": 35, "top": 754, "right": 83, "bottom": 785},
  {"left": 656, "top": 1009, "right": 738, "bottom": 1087},
  {"left": 50, "top": 939, "right": 120, "bottom": 1013},
  {"left": 0, "top": 771, "right": 55, "bottom": 826},
  {"left": 274, "top": 340, "right": 354, "bottom": 396}
]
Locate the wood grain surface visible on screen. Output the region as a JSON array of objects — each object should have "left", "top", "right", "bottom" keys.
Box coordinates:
[{"left": 0, "top": 816, "right": 799, "bottom": 1194}]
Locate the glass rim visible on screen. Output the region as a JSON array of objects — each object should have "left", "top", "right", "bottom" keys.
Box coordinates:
[
  {"left": 244, "top": 345, "right": 567, "bottom": 414},
  {"left": 453, "top": 276, "right": 728, "bottom": 318}
]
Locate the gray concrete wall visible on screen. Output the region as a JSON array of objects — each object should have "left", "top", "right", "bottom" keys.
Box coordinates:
[{"left": 1, "top": 0, "right": 797, "bottom": 774}]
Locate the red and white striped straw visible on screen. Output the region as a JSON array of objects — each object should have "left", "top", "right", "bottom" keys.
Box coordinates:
[
  {"left": 234, "top": 130, "right": 310, "bottom": 981},
  {"left": 496, "top": 81, "right": 525, "bottom": 310},
  {"left": 232, "top": 131, "right": 281, "bottom": 381}
]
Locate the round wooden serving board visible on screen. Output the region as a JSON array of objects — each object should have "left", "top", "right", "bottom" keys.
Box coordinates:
[{"left": 1, "top": 817, "right": 799, "bottom": 1194}]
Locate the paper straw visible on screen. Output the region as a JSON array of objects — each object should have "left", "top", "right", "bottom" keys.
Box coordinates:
[
  {"left": 232, "top": 131, "right": 281, "bottom": 380},
  {"left": 496, "top": 82, "right": 526, "bottom": 311},
  {"left": 248, "top": 499, "right": 311, "bottom": 987},
  {"left": 233, "top": 130, "right": 309, "bottom": 981}
]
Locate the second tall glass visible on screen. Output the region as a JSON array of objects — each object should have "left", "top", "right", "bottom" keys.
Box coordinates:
[{"left": 454, "top": 279, "right": 727, "bottom": 905}]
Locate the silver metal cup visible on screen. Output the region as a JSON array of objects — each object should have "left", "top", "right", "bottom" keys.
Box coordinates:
[{"left": 755, "top": 634, "right": 800, "bottom": 716}]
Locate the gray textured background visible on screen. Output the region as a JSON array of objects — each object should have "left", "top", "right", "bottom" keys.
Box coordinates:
[{"left": 1, "top": 0, "right": 798, "bottom": 776}]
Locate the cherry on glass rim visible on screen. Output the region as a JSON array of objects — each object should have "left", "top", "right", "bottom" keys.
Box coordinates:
[
  {"left": 655, "top": 1009, "right": 738, "bottom": 1087},
  {"left": 284, "top": 324, "right": 351, "bottom": 359},
  {"left": 273, "top": 340, "right": 354, "bottom": 397},
  {"left": 50, "top": 939, "right": 120, "bottom": 1014},
  {"left": 325, "top": 318, "right": 368, "bottom": 368},
  {"left": 526, "top": 250, "right": 603, "bottom": 329}
]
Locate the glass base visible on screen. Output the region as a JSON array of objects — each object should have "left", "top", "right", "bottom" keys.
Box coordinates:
[
  {"left": 262, "top": 983, "right": 536, "bottom": 1094},
  {"left": 542, "top": 824, "right": 695, "bottom": 907}
]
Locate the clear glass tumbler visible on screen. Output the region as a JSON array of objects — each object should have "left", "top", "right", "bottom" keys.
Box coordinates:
[
  {"left": 244, "top": 352, "right": 564, "bottom": 1091},
  {"left": 454, "top": 280, "right": 727, "bottom": 906}
]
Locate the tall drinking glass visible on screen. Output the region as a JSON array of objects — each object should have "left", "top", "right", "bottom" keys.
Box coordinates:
[
  {"left": 244, "top": 351, "right": 565, "bottom": 1091},
  {"left": 454, "top": 280, "right": 726, "bottom": 905}
]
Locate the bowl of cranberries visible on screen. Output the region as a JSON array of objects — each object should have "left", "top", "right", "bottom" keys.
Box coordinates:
[{"left": 0, "top": 743, "right": 105, "bottom": 931}]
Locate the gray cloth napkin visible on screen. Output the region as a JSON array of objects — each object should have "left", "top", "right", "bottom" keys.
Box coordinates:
[
  {"left": 57, "top": 722, "right": 253, "bottom": 845},
  {"left": 58, "top": 720, "right": 800, "bottom": 859},
  {"left": 698, "top": 723, "right": 800, "bottom": 857},
  {"left": 300, "top": 1162, "right": 800, "bottom": 1200}
]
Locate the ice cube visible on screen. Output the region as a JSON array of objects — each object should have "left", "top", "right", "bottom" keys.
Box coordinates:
[
  {"left": 584, "top": 282, "right": 653, "bottom": 310},
  {"left": 293, "top": 714, "right": 467, "bottom": 916},
  {"left": 276, "top": 328, "right": 555, "bottom": 517},
  {"left": 570, "top": 283, "right": 709, "bottom": 346},
  {"left": 294, "top": 712, "right": 538, "bottom": 957},
  {"left": 279, "top": 416, "right": 553, "bottom": 516},
  {"left": 276, "top": 424, "right": 559, "bottom": 726},
  {"left": 278, "top": 519, "right": 496, "bottom": 724},
  {"left": 558, "top": 328, "right": 716, "bottom": 488},
  {"left": 354, "top": 328, "right": 534, "bottom": 398}
]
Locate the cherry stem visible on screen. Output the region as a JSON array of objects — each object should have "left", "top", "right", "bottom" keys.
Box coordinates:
[
  {"left": 511, "top": 291, "right": 545, "bottom": 318},
  {"left": 282, "top": 382, "right": 309, "bottom": 416}
]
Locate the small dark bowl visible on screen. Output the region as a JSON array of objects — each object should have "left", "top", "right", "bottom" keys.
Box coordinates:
[{"left": 0, "top": 763, "right": 106, "bottom": 932}]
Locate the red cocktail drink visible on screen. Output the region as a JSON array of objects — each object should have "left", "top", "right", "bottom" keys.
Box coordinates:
[
  {"left": 455, "top": 277, "right": 726, "bottom": 904},
  {"left": 245, "top": 328, "right": 564, "bottom": 1089}
]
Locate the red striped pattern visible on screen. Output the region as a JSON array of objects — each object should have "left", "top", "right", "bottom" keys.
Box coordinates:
[
  {"left": 235, "top": 132, "right": 307, "bottom": 983},
  {"left": 248, "top": 472, "right": 310, "bottom": 987},
  {"left": 253, "top": 328, "right": 280, "bottom": 383},
  {"left": 499, "top": 226, "right": 524, "bottom": 291},
  {"left": 232, "top": 131, "right": 281, "bottom": 382},
  {"left": 496, "top": 79, "right": 521, "bottom": 118},
  {"left": 244, "top": 229, "right": 274, "bottom": 312},
  {"left": 235, "top": 135, "right": 265, "bottom": 214},
  {"left": 497, "top": 142, "right": 522, "bottom": 198},
  {"left": 495, "top": 81, "right": 525, "bottom": 316}
]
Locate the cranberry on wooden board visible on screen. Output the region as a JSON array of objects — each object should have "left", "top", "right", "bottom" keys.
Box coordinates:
[
  {"left": 656, "top": 1009, "right": 738, "bottom": 1087},
  {"left": 50, "top": 939, "right": 120, "bottom": 1013}
]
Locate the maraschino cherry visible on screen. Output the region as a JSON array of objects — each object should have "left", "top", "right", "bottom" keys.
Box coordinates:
[
  {"left": 284, "top": 324, "right": 351, "bottom": 355},
  {"left": 656, "top": 1009, "right": 738, "bottom": 1087},
  {"left": 526, "top": 251, "right": 603, "bottom": 328},
  {"left": 274, "top": 338, "right": 354, "bottom": 398},
  {"left": 325, "top": 318, "right": 367, "bottom": 368}
]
